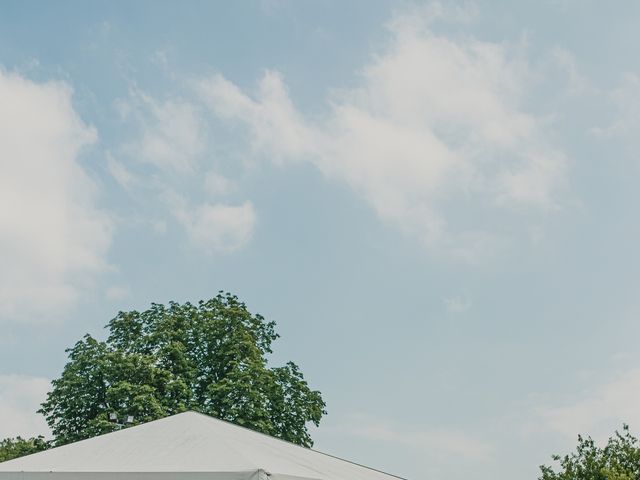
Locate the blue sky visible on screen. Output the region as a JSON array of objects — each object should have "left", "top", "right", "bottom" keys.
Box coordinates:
[{"left": 2, "top": 1, "right": 640, "bottom": 479}]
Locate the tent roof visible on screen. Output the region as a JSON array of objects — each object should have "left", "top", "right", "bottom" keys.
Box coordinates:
[{"left": 0, "top": 412, "right": 405, "bottom": 480}]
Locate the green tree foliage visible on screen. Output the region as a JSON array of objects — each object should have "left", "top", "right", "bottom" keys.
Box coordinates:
[
  {"left": 540, "top": 425, "right": 640, "bottom": 480},
  {"left": 39, "top": 293, "right": 326, "bottom": 448},
  {"left": 0, "top": 437, "right": 49, "bottom": 463}
]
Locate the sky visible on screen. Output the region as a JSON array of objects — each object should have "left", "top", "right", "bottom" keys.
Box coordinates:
[{"left": 2, "top": 1, "right": 640, "bottom": 479}]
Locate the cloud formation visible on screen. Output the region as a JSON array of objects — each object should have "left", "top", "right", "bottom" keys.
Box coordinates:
[
  {"left": 591, "top": 73, "right": 640, "bottom": 141},
  {"left": 336, "top": 413, "right": 493, "bottom": 463},
  {"left": 118, "top": 93, "right": 204, "bottom": 174},
  {"left": 0, "top": 70, "right": 111, "bottom": 322},
  {"left": 111, "top": 91, "right": 256, "bottom": 254},
  {"left": 195, "top": 8, "right": 567, "bottom": 259},
  {"left": 0, "top": 374, "right": 51, "bottom": 439},
  {"left": 171, "top": 197, "right": 256, "bottom": 253},
  {"left": 532, "top": 367, "right": 640, "bottom": 441}
]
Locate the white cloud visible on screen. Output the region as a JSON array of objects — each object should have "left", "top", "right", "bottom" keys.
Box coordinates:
[
  {"left": 106, "top": 152, "right": 136, "bottom": 190},
  {"left": 531, "top": 367, "right": 640, "bottom": 441},
  {"left": 171, "top": 195, "right": 256, "bottom": 253},
  {"left": 0, "top": 375, "right": 51, "bottom": 439},
  {"left": 197, "top": 71, "right": 314, "bottom": 164},
  {"left": 105, "top": 285, "right": 131, "bottom": 301},
  {"left": 0, "top": 70, "right": 112, "bottom": 322},
  {"left": 591, "top": 73, "right": 640, "bottom": 140},
  {"left": 444, "top": 295, "right": 472, "bottom": 313},
  {"left": 119, "top": 93, "right": 204, "bottom": 174},
  {"left": 204, "top": 171, "right": 235, "bottom": 196},
  {"left": 338, "top": 413, "right": 493, "bottom": 462},
  {"left": 112, "top": 90, "right": 257, "bottom": 254},
  {"left": 195, "top": 8, "right": 567, "bottom": 259},
  {"left": 551, "top": 48, "right": 591, "bottom": 97}
]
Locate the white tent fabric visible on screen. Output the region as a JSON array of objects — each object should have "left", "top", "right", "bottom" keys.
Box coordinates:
[{"left": 0, "top": 412, "right": 405, "bottom": 480}]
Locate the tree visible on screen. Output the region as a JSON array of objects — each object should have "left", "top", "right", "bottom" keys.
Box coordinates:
[
  {"left": 0, "top": 437, "right": 49, "bottom": 463},
  {"left": 540, "top": 425, "right": 640, "bottom": 480},
  {"left": 39, "top": 293, "right": 326, "bottom": 448}
]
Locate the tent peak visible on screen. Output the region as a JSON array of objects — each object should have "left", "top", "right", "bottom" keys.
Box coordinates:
[{"left": 0, "top": 411, "right": 407, "bottom": 480}]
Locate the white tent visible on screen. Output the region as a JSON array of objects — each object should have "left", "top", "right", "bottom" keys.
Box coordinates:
[{"left": 0, "top": 412, "right": 405, "bottom": 480}]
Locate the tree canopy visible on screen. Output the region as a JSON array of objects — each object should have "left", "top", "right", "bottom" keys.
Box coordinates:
[
  {"left": 38, "top": 293, "right": 326, "bottom": 448},
  {"left": 0, "top": 437, "right": 49, "bottom": 463},
  {"left": 540, "top": 425, "right": 640, "bottom": 480}
]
